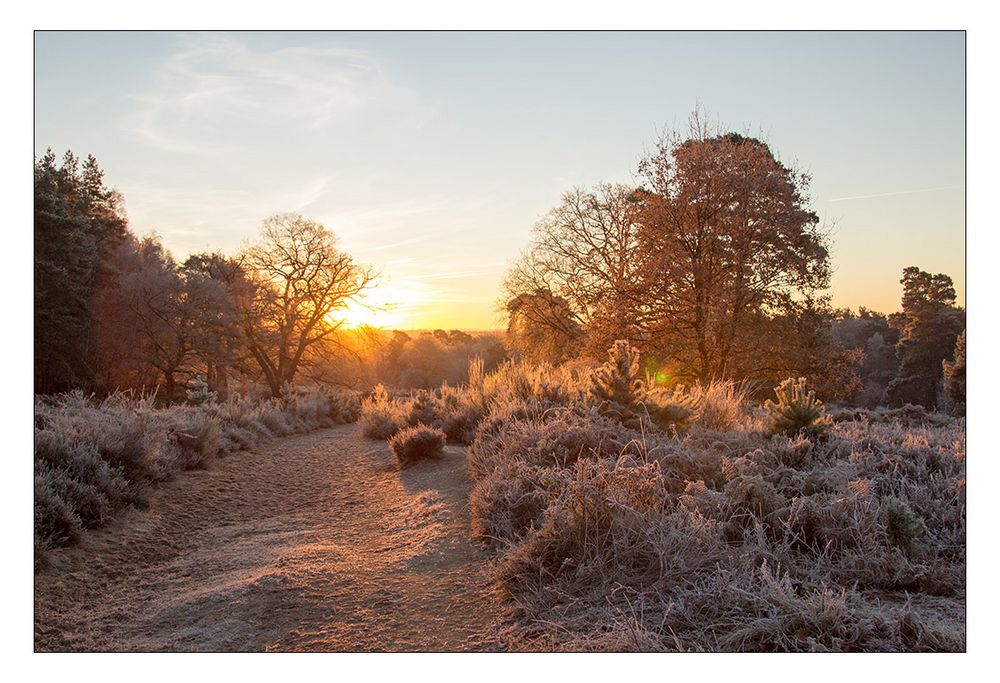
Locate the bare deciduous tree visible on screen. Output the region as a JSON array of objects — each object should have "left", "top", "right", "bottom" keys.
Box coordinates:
[
  {"left": 505, "top": 289, "right": 582, "bottom": 365},
  {"left": 501, "top": 183, "right": 643, "bottom": 358},
  {"left": 239, "top": 213, "right": 376, "bottom": 397}
]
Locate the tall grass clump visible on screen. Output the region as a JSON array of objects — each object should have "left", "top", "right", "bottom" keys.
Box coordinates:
[{"left": 687, "top": 380, "right": 752, "bottom": 431}]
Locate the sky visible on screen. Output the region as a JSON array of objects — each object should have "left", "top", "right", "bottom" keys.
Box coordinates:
[{"left": 34, "top": 31, "right": 965, "bottom": 329}]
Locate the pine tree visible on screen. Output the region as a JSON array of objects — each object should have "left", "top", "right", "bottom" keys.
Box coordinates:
[
  {"left": 886, "top": 267, "right": 965, "bottom": 408},
  {"left": 34, "top": 150, "right": 131, "bottom": 393},
  {"left": 589, "top": 340, "right": 643, "bottom": 409}
]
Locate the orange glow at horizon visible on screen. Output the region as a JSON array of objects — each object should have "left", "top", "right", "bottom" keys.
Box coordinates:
[{"left": 333, "top": 282, "right": 425, "bottom": 330}]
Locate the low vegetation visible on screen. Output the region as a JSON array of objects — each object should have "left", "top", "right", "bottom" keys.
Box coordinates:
[
  {"left": 33, "top": 386, "right": 360, "bottom": 564},
  {"left": 364, "top": 342, "right": 965, "bottom": 652}
]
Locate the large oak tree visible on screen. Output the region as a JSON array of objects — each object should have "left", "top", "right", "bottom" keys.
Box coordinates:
[
  {"left": 238, "top": 213, "right": 376, "bottom": 397},
  {"left": 634, "top": 125, "right": 830, "bottom": 382}
]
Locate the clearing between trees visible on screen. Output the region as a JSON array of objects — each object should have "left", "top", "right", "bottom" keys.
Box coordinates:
[{"left": 34, "top": 425, "right": 500, "bottom": 652}]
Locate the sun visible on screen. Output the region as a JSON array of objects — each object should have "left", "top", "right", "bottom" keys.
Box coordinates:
[{"left": 333, "top": 283, "right": 420, "bottom": 330}]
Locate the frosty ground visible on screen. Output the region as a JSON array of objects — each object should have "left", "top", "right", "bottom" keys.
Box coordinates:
[{"left": 35, "top": 425, "right": 500, "bottom": 652}]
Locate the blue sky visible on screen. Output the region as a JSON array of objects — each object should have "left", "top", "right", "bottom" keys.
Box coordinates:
[{"left": 34, "top": 31, "right": 965, "bottom": 328}]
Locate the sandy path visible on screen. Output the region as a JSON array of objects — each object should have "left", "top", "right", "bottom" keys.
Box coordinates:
[{"left": 34, "top": 425, "right": 501, "bottom": 652}]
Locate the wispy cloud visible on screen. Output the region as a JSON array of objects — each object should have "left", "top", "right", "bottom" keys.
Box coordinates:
[
  {"left": 351, "top": 237, "right": 425, "bottom": 254},
  {"left": 828, "top": 186, "right": 961, "bottom": 203},
  {"left": 127, "top": 34, "right": 431, "bottom": 155}
]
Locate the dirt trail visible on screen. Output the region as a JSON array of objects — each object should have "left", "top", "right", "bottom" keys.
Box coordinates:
[{"left": 34, "top": 425, "right": 502, "bottom": 652}]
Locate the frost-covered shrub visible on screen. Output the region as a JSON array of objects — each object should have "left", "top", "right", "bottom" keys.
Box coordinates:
[
  {"left": 33, "top": 392, "right": 167, "bottom": 560},
  {"left": 432, "top": 382, "right": 484, "bottom": 444},
  {"left": 34, "top": 384, "right": 344, "bottom": 562},
  {"left": 34, "top": 468, "right": 84, "bottom": 551},
  {"left": 467, "top": 407, "right": 637, "bottom": 479},
  {"left": 388, "top": 424, "right": 447, "bottom": 466},
  {"left": 459, "top": 367, "right": 965, "bottom": 652},
  {"left": 260, "top": 407, "right": 294, "bottom": 436},
  {"left": 359, "top": 384, "right": 407, "bottom": 440},
  {"left": 764, "top": 377, "right": 832, "bottom": 441},
  {"left": 470, "top": 461, "right": 566, "bottom": 548},
  {"left": 493, "top": 459, "right": 669, "bottom": 594},
  {"left": 325, "top": 388, "right": 362, "bottom": 424},
  {"left": 164, "top": 409, "right": 223, "bottom": 469}
]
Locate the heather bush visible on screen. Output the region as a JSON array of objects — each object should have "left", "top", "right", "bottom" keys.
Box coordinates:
[
  {"left": 163, "top": 408, "right": 223, "bottom": 469},
  {"left": 470, "top": 461, "right": 566, "bottom": 548},
  {"left": 437, "top": 384, "right": 484, "bottom": 444},
  {"left": 325, "top": 388, "right": 363, "bottom": 424},
  {"left": 461, "top": 363, "right": 965, "bottom": 652},
  {"left": 388, "top": 424, "right": 447, "bottom": 467},
  {"left": 34, "top": 468, "right": 84, "bottom": 551}
]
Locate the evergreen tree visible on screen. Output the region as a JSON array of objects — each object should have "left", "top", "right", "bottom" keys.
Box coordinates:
[
  {"left": 589, "top": 340, "right": 643, "bottom": 409},
  {"left": 886, "top": 267, "right": 965, "bottom": 408},
  {"left": 34, "top": 150, "right": 128, "bottom": 393}
]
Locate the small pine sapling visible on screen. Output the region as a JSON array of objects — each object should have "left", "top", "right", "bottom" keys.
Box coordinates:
[
  {"left": 590, "top": 341, "right": 643, "bottom": 408},
  {"left": 882, "top": 497, "right": 925, "bottom": 554},
  {"left": 764, "top": 377, "right": 832, "bottom": 441},
  {"left": 407, "top": 389, "right": 439, "bottom": 427},
  {"left": 186, "top": 375, "right": 217, "bottom": 405}
]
